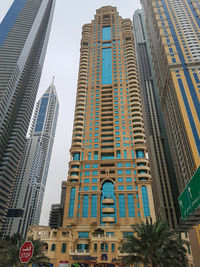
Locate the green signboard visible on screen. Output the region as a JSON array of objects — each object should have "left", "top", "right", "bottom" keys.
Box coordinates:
[{"left": 178, "top": 166, "right": 200, "bottom": 219}]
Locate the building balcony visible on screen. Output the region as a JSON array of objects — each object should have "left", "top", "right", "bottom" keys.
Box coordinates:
[
  {"left": 102, "top": 199, "right": 114, "bottom": 205},
  {"left": 102, "top": 217, "right": 115, "bottom": 223},
  {"left": 70, "top": 249, "right": 90, "bottom": 255},
  {"left": 102, "top": 207, "right": 114, "bottom": 213},
  {"left": 91, "top": 234, "right": 117, "bottom": 241}
]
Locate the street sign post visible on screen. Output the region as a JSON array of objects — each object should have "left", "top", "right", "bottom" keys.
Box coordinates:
[
  {"left": 19, "top": 241, "right": 34, "bottom": 264},
  {"left": 178, "top": 167, "right": 200, "bottom": 219}
]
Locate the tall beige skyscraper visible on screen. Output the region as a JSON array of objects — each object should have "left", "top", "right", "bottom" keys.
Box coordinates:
[{"left": 28, "top": 6, "right": 155, "bottom": 266}]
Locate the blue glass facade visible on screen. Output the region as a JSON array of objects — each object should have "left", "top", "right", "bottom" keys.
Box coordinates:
[
  {"left": 0, "top": 0, "right": 26, "bottom": 48},
  {"left": 102, "top": 48, "right": 112, "bottom": 85},
  {"left": 68, "top": 187, "right": 76, "bottom": 218},
  {"left": 141, "top": 186, "right": 150, "bottom": 217},
  {"left": 102, "top": 26, "right": 111, "bottom": 41},
  {"left": 35, "top": 97, "right": 48, "bottom": 132}
]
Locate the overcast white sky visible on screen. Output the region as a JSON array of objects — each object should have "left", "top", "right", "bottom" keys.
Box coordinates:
[{"left": 0, "top": 0, "right": 141, "bottom": 225}]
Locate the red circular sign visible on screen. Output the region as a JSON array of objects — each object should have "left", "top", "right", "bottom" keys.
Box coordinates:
[{"left": 19, "top": 241, "right": 34, "bottom": 263}]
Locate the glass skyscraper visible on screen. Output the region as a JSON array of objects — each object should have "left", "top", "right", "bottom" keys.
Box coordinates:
[
  {"left": 27, "top": 6, "right": 156, "bottom": 266},
  {"left": 1, "top": 81, "right": 59, "bottom": 237},
  {"left": 0, "top": 0, "right": 55, "bottom": 229}
]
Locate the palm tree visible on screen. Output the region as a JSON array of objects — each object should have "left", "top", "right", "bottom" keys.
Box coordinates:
[
  {"left": 121, "top": 219, "right": 188, "bottom": 267},
  {"left": 0, "top": 234, "right": 49, "bottom": 267}
]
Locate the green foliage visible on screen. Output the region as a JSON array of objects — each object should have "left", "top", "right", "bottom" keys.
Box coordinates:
[
  {"left": 121, "top": 219, "right": 188, "bottom": 267},
  {"left": 0, "top": 233, "right": 49, "bottom": 267}
]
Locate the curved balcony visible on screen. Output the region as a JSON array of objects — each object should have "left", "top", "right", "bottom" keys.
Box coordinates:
[
  {"left": 102, "top": 198, "right": 114, "bottom": 205},
  {"left": 102, "top": 217, "right": 115, "bottom": 223},
  {"left": 102, "top": 208, "right": 115, "bottom": 213}
]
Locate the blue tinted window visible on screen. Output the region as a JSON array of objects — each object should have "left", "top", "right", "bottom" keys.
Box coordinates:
[
  {"left": 127, "top": 185, "right": 133, "bottom": 190},
  {"left": 136, "top": 150, "right": 144, "bottom": 158},
  {"left": 142, "top": 186, "right": 150, "bottom": 217},
  {"left": 102, "top": 48, "right": 112, "bottom": 85},
  {"left": 118, "top": 185, "right": 124, "bottom": 190},
  {"left": 91, "top": 195, "right": 97, "bottom": 217},
  {"left": 83, "top": 195, "right": 89, "bottom": 217},
  {"left": 102, "top": 26, "right": 111, "bottom": 41},
  {"left": 119, "top": 194, "right": 126, "bottom": 217},
  {"left": 101, "top": 182, "right": 116, "bottom": 223},
  {"left": 118, "top": 177, "right": 123, "bottom": 182},
  {"left": 126, "top": 177, "right": 132, "bottom": 182},
  {"left": 68, "top": 188, "right": 76, "bottom": 218},
  {"left": 92, "top": 186, "right": 97, "bottom": 191},
  {"left": 78, "top": 232, "right": 89, "bottom": 238},
  {"left": 84, "top": 178, "right": 89, "bottom": 183},
  {"left": 128, "top": 194, "right": 135, "bottom": 217},
  {"left": 84, "top": 186, "right": 89, "bottom": 191}
]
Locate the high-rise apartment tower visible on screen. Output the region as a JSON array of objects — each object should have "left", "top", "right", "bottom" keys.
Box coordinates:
[
  {"left": 141, "top": 0, "right": 200, "bottom": 192},
  {"left": 28, "top": 6, "right": 156, "bottom": 266},
  {"left": 1, "top": 81, "right": 59, "bottom": 237},
  {"left": 133, "top": 9, "right": 180, "bottom": 228},
  {"left": 0, "top": 0, "right": 56, "bottom": 228}
]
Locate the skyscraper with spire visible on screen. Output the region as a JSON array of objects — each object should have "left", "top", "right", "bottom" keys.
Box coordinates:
[
  {"left": 0, "top": 0, "right": 56, "bottom": 229},
  {"left": 1, "top": 81, "right": 59, "bottom": 237}
]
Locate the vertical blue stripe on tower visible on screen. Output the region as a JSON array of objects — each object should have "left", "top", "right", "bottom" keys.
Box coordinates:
[
  {"left": 102, "top": 48, "right": 112, "bottom": 85},
  {"left": 161, "top": 0, "right": 200, "bottom": 156},
  {"left": 141, "top": 186, "right": 150, "bottom": 217},
  {"left": 161, "top": 0, "right": 200, "bottom": 121},
  {"left": 102, "top": 26, "right": 111, "bottom": 41},
  {"left": 0, "top": 0, "right": 27, "bottom": 48}
]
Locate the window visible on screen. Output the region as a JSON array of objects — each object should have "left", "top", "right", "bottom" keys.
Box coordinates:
[
  {"left": 85, "top": 171, "right": 90, "bottom": 176},
  {"left": 117, "top": 163, "right": 123, "bottom": 167},
  {"left": 106, "top": 232, "right": 114, "bottom": 236},
  {"left": 118, "top": 185, "right": 124, "bottom": 190},
  {"left": 136, "top": 150, "right": 144, "bottom": 158},
  {"left": 85, "top": 164, "right": 90, "bottom": 168},
  {"left": 73, "top": 153, "right": 80, "bottom": 161},
  {"left": 118, "top": 177, "right": 123, "bottom": 182},
  {"left": 126, "top": 177, "right": 132, "bottom": 182},
  {"left": 127, "top": 185, "right": 133, "bottom": 190},
  {"left": 142, "top": 186, "right": 150, "bottom": 217},
  {"left": 94, "top": 243, "right": 97, "bottom": 252},
  {"left": 101, "top": 242, "right": 108, "bottom": 252},
  {"left": 83, "top": 195, "right": 89, "bottom": 217},
  {"left": 92, "top": 171, "right": 98, "bottom": 175},
  {"left": 84, "top": 186, "right": 89, "bottom": 191},
  {"left": 94, "top": 151, "right": 98, "bottom": 160},
  {"left": 112, "top": 244, "right": 115, "bottom": 252},
  {"left": 84, "top": 178, "right": 89, "bottom": 183},
  {"left": 119, "top": 194, "right": 126, "bottom": 217},
  {"left": 68, "top": 188, "right": 76, "bottom": 218},
  {"left": 62, "top": 243, "right": 66, "bottom": 253},
  {"left": 93, "top": 164, "right": 98, "bottom": 168},
  {"left": 124, "top": 150, "right": 127, "bottom": 159},
  {"left": 88, "top": 152, "right": 91, "bottom": 160},
  {"left": 92, "top": 186, "right": 97, "bottom": 191},
  {"left": 126, "top": 170, "right": 131, "bottom": 174},
  {"left": 51, "top": 244, "right": 56, "bottom": 251},
  {"left": 92, "top": 178, "right": 97, "bottom": 183},
  {"left": 117, "top": 150, "right": 121, "bottom": 159},
  {"left": 78, "top": 232, "right": 89, "bottom": 238},
  {"left": 117, "top": 170, "right": 123, "bottom": 174},
  {"left": 91, "top": 195, "right": 97, "bottom": 217}
]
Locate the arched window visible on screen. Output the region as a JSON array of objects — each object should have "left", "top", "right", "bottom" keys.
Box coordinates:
[
  {"left": 141, "top": 185, "right": 150, "bottom": 217},
  {"left": 68, "top": 187, "right": 76, "bottom": 218},
  {"left": 51, "top": 244, "right": 56, "bottom": 251},
  {"left": 101, "top": 242, "right": 108, "bottom": 252}
]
